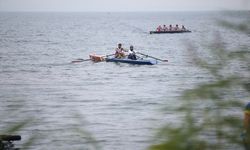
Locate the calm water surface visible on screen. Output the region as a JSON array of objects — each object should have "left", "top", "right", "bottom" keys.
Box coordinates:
[{"left": 0, "top": 11, "right": 249, "bottom": 150}]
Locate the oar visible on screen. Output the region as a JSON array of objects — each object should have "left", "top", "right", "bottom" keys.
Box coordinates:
[
  {"left": 136, "top": 52, "right": 168, "bottom": 62},
  {"left": 71, "top": 53, "right": 115, "bottom": 63},
  {"left": 105, "top": 53, "right": 116, "bottom": 58},
  {"left": 71, "top": 58, "right": 91, "bottom": 63}
]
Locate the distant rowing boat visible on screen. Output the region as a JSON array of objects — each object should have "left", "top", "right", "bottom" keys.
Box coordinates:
[{"left": 149, "top": 30, "right": 191, "bottom": 34}]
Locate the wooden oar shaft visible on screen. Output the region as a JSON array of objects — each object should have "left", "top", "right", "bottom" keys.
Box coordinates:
[
  {"left": 105, "top": 53, "right": 115, "bottom": 57},
  {"left": 136, "top": 52, "right": 168, "bottom": 62}
]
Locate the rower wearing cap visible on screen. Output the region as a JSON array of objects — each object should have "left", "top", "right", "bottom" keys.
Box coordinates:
[
  {"left": 181, "top": 25, "right": 186, "bottom": 31},
  {"left": 175, "top": 24, "right": 179, "bottom": 31}
]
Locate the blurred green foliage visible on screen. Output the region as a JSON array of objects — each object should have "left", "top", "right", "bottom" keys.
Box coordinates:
[{"left": 149, "top": 16, "right": 250, "bottom": 150}]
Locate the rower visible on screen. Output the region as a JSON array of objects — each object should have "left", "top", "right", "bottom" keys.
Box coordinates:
[
  {"left": 175, "top": 24, "right": 179, "bottom": 31},
  {"left": 115, "top": 43, "right": 126, "bottom": 59},
  {"left": 128, "top": 45, "right": 137, "bottom": 60},
  {"left": 169, "top": 24, "right": 173, "bottom": 31},
  {"left": 156, "top": 25, "right": 162, "bottom": 32},
  {"left": 181, "top": 25, "right": 186, "bottom": 31},
  {"left": 163, "top": 25, "right": 168, "bottom": 31}
]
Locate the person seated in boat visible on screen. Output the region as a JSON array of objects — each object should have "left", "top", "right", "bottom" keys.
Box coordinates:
[
  {"left": 156, "top": 25, "right": 162, "bottom": 32},
  {"left": 115, "top": 43, "right": 126, "bottom": 58},
  {"left": 181, "top": 25, "right": 186, "bottom": 31},
  {"left": 174, "top": 24, "right": 179, "bottom": 31},
  {"left": 163, "top": 25, "right": 168, "bottom": 31},
  {"left": 169, "top": 24, "right": 173, "bottom": 31},
  {"left": 128, "top": 45, "right": 137, "bottom": 60}
]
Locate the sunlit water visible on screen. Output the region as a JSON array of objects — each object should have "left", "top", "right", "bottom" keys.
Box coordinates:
[{"left": 0, "top": 11, "right": 249, "bottom": 150}]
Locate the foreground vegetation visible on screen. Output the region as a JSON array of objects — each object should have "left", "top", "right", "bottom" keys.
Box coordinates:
[{"left": 149, "top": 14, "right": 250, "bottom": 150}]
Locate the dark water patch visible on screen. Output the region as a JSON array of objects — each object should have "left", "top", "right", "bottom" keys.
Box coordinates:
[
  {"left": 36, "top": 33, "right": 44, "bottom": 36},
  {"left": 15, "top": 39, "right": 31, "bottom": 43}
]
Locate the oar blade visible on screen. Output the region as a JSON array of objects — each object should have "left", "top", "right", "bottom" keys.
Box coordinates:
[{"left": 71, "top": 58, "right": 91, "bottom": 63}]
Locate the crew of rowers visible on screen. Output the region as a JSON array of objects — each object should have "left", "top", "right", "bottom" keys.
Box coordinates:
[
  {"left": 115, "top": 43, "right": 137, "bottom": 60},
  {"left": 156, "top": 24, "right": 186, "bottom": 32}
]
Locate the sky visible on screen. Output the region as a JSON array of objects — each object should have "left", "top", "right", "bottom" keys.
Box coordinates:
[{"left": 0, "top": 0, "right": 249, "bottom": 12}]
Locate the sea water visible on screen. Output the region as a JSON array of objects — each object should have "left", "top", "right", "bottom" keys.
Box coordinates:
[{"left": 0, "top": 11, "right": 249, "bottom": 150}]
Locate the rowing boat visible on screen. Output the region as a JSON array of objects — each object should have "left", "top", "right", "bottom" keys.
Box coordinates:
[
  {"left": 150, "top": 30, "right": 191, "bottom": 34},
  {"left": 106, "top": 57, "right": 157, "bottom": 65}
]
